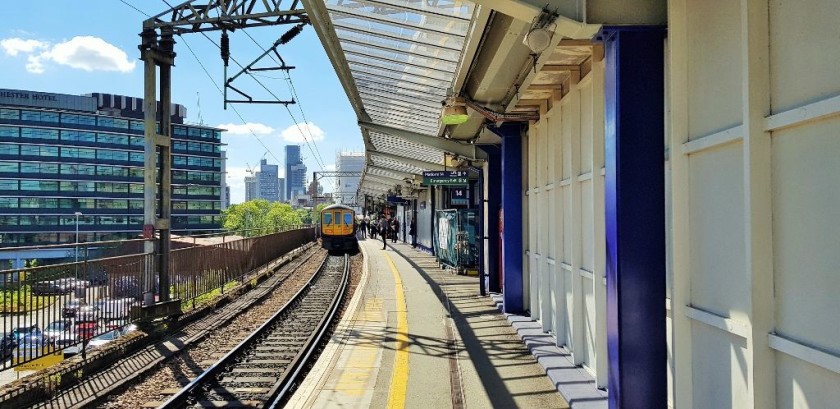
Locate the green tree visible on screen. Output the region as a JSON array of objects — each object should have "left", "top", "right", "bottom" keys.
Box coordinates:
[{"left": 222, "top": 200, "right": 303, "bottom": 237}]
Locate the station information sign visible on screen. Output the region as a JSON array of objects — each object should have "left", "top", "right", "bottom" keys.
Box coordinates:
[{"left": 422, "top": 170, "right": 469, "bottom": 185}]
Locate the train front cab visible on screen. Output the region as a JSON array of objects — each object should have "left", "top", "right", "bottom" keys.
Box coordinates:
[{"left": 321, "top": 207, "right": 357, "bottom": 252}]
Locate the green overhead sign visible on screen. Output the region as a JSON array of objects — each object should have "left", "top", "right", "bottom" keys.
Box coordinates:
[{"left": 423, "top": 171, "right": 470, "bottom": 185}]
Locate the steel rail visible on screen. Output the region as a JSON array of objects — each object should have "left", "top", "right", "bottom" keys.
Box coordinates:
[
  {"left": 267, "top": 253, "right": 349, "bottom": 407},
  {"left": 157, "top": 253, "right": 347, "bottom": 408}
]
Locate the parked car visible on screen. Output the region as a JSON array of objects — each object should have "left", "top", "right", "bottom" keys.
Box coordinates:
[
  {"left": 44, "top": 321, "right": 72, "bottom": 343},
  {"left": 53, "top": 333, "right": 78, "bottom": 350},
  {"left": 96, "top": 298, "right": 140, "bottom": 320},
  {"left": 87, "top": 330, "right": 120, "bottom": 349},
  {"left": 12, "top": 325, "right": 41, "bottom": 341},
  {"left": 1, "top": 334, "right": 17, "bottom": 360},
  {"left": 74, "top": 321, "right": 98, "bottom": 341},
  {"left": 55, "top": 278, "right": 89, "bottom": 292},
  {"left": 63, "top": 299, "right": 86, "bottom": 318},
  {"left": 75, "top": 305, "right": 99, "bottom": 322},
  {"left": 32, "top": 281, "right": 68, "bottom": 295}
]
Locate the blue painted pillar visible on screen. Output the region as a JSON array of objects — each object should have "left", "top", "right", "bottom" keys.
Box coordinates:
[
  {"left": 601, "top": 26, "right": 667, "bottom": 409},
  {"left": 488, "top": 123, "right": 524, "bottom": 314},
  {"left": 480, "top": 144, "right": 503, "bottom": 294}
]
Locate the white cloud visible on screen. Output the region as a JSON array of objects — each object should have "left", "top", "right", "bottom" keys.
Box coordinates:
[
  {"left": 216, "top": 122, "right": 274, "bottom": 136},
  {"left": 26, "top": 54, "right": 46, "bottom": 74},
  {"left": 324, "top": 164, "right": 337, "bottom": 171},
  {"left": 0, "top": 36, "right": 135, "bottom": 74},
  {"left": 0, "top": 38, "right": 48, "bottom": 56},
  {"left": 280, "top": 122, "right": 326, "bottom": 143},
  {"left": 48, "top": 36, "right": 135, "bottom": 72}
]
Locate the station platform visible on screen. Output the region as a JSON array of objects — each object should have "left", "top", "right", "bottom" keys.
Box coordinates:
[{"left": 287, "top": 239, "right": 570, "bottom": 409}]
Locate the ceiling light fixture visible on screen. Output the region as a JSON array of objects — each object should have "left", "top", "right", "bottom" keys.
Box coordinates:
[{"left": 523, "top": 8, "right": 558, "bottom": 54}]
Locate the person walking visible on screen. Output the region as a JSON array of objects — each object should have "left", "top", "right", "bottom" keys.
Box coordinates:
[
  {"left": 378, "top": 214, "right": 389, "bottom": 250},
  {"left": 409, "top": 218, "right": 416, "bottom": 248}
]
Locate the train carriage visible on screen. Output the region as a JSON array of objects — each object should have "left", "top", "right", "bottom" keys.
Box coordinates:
[{"left": 320, "top": 204, "right": 358, "bottom": 252}]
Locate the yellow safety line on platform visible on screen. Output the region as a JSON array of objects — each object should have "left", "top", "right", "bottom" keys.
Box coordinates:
[{"left": 384, "top": 252, "right": 409, "bottom": 409}]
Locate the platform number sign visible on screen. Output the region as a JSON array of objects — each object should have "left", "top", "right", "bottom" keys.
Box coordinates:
[{"left": 451, "top": 186, "right": 468, "bottom": 205}]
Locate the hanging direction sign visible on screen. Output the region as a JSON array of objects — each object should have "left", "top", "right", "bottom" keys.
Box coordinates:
[{"left": 422, "top": 170, "right": 470, "bottom": 185}]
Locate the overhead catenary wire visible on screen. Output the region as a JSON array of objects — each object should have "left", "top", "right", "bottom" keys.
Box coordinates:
[
  {"left": 166, "top": 0, "right": 327, "bottom": 172},
  {"left": 195, "top": 28, "right": 327, "bottom": 172},
  {"left": 240, "top": 29, "right": 327, "bottom": 170},
  {"left": 140, "top": 0, "right": 318, "bottom": 175},
  {"left": 178, "top": 31, "right": 286, "bottom": 171}
]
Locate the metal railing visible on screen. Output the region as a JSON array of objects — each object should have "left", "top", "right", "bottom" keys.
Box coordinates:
[{"left": 0, "top": 226, "right": 315, "bottom": 372}]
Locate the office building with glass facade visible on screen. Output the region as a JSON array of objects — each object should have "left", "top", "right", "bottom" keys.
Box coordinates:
[{"left": 0, "top": 89, "right": 225, "bottom": 246}]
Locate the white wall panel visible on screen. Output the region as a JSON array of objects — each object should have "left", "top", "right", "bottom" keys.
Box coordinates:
[
  {"left": 691, "top": 324, "right": 750, "bottom": 409},
  {"left": 686, "top": 0, "right": 743, "bottom": 139},
  {"left": 688, "top": 144, "right": 747, "bottom": 318},
  {"left": 776, "top": 353, "right": 840, "bottom": 409},
  {"left": 769, "top": 0, "right": 840, "bottom": 113},
  {"left": 772, "top": 117, "right": 840, "bottom": 352},
  {"left": 580, "top": 81, "right": 594, "bottom": 174},
  {"left": 581, "top": 180, "right": 594, "bottom": 272}
]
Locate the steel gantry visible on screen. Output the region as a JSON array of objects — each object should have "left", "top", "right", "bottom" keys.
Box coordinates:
[{"left": 139, "top": 0, "right": 306, "bottom": 310}]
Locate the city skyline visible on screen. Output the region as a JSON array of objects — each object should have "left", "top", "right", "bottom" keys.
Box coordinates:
[{"left": 0, "top": 0, "right": 362, "bottom": 206}]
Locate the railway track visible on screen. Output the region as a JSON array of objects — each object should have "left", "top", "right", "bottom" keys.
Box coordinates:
[{"left": 157, "top": 254, "right": 349, "bottom": 408}]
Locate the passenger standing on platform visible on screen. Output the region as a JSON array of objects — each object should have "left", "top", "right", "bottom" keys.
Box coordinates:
[
  {"left": 359, "top": 218, "right": 367, "bottom": 239},
  {"left": 378, "top": 214, "right": 389, "bottom": 250},
  {"left": 409, "top": 218, "right": 416, "bottom": 248},
  {"left": 370, "top": 217, "right": 376, "bottom": 239},
  {"left": 391, "top": 218, "right": 399, "bottom": 243}
]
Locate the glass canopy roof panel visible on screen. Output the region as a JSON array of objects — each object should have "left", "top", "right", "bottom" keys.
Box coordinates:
[
  {"left": 347, "top": 62, "right": 452, "bottom": 90},
  {"left": 334, "top": 0, "right": 474, "bottom": 20},
  {"left": 363, "top": 101, "right": 440, "bottom": 121},
  {"left": 345, "top": 54, "right": 452, "bottom": 83},
  {"left": 354, "top": 73, "right": 449, "bottom": 97},
  {"left": 325, "top": 0, "right": 475, "bottom": 138},
  {"left": 368, "top": 166, "right": 410, "bottom": 180},
  {"left": 368, "top": 131, "right": 445, "bottom": 164},
  {"left": 370, "top": 153, "right": 431, "bottom": 175},
  {"left": 325, "top": 0, "right": 472, "bottom": 37},
  {"left": 340, "top": 42, "right": 458, "bottom": 77},
  {"left": 367, "top": 110, "right": 439, "bottom": 132},
  {"left": 334, "top": 26, "right": 462, "bottom": 62}
]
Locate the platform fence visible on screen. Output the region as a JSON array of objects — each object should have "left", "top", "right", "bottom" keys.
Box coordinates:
[{"left": 0, "top": 226, "right": 315, "bottom": 372}]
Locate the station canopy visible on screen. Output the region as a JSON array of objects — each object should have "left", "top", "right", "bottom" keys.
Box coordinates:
[{"left": 306, "top": 0, "right": 480, "bottom": 198}]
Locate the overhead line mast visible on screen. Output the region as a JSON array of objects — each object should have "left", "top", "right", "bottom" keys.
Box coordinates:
[{"left": 139, "top": 0, "right": 308, "bottom": 312}]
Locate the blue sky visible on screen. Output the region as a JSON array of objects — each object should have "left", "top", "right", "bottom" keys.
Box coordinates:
[{"left": 0, "top": 0, "right": 362, "bottom": 203}]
